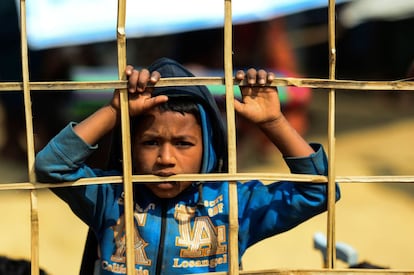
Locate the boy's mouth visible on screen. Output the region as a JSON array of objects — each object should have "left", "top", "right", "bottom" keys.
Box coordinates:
[{"left": 154, "top": 172, "right": 176, "bottom": 177}]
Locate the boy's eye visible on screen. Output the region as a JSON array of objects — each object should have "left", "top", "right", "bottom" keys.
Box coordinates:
[
  {"left": 175, "top": 141, "right": 194, "bottom": 147},
  {"left": 142, "top": 140, "right": 158, "bottom": 146}
]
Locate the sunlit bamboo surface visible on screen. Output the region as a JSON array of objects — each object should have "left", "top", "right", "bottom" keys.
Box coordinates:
[
  {"left": 1, "top": 77, "right": 414, "bottom": 92},
  {"left": 3, "top": 174, "right": 414, "bottom": 191},
  {"left": 18, "top": 0, "right": 39, "bottom": 274},
  {"left": 326, "top": 0, "right": 337, "bottom": 268}
]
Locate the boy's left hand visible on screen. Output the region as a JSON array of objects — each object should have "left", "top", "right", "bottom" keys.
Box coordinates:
[{"left": 234, "top": 68, "right": 281, "bottom": 125}]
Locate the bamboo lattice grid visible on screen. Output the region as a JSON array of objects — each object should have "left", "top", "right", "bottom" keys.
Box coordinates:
[{"left": 0, "top": 0, "right": 414, "bottom": 274}]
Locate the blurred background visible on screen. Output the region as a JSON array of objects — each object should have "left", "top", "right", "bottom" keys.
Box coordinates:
[{"left": 1, "top": 0, "right": 414, "bottom": 274}]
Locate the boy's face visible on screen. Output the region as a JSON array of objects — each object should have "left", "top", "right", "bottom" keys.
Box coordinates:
[{"left": 133, "top": 109, "right": 203, "bottom": 198}]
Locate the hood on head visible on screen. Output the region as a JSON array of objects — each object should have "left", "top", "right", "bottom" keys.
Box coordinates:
[{"left": 148, "top": 57, "right": 228, "bottom": 173}]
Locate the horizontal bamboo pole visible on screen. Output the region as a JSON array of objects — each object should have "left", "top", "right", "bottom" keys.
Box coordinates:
[
  {"left": 3, "top": 174, "right": 414, "bottom": 191},
  {"left": 336, "top": 175, "right": 414, "bottom": 183},
  {"left": 1, "top": 77, "right": 414, "bottom": 92},
  {"left": 195, "top": 269, "right": 414, "bottom": 275}
]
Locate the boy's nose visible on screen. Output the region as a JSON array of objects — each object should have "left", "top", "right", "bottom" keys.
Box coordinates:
[{"left": 157, "top": 145, "right": 176, "bottom": 165}]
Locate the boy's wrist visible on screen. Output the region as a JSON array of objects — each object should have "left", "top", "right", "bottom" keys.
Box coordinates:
[
  {"left": 107, "top": 103, "right": 119, "bottom": 115},
  {"left": 258, "top": 114, "right": 286, "bottom": 132}
]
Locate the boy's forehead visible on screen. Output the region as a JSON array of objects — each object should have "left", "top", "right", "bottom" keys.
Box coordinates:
[{"left": 134, "top": 110, "right": 202, "bottom": 140}]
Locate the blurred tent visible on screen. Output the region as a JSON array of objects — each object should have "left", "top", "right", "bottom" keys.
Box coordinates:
[
  {"left": 340, "top": 0, "right": 414, "bottom": 28},
  {"left": 16, "top": 0, "right": 351, "bottom": 50}
]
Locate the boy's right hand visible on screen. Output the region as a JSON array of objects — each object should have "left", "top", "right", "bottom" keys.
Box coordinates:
[{"left": 111, "top": 65, "right": 168, "bottom": 116}]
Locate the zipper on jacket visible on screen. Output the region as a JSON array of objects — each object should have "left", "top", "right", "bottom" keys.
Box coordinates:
[{"left": 155, "top": 201, "right": 167, "bottom": 275}]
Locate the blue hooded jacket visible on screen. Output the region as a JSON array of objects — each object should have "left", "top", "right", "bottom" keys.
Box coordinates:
[{"left": 35, "top": 58, "right": 340, "bottom": 275}]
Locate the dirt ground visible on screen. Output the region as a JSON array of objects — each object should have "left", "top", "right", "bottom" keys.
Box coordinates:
[{"left": 1, "top": 90, "right": 414, "bottom": 274}]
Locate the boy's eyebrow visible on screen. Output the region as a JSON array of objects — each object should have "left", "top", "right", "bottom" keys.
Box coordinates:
[
  {"left": 139, "top": 133, "right": 199, "bottom": 141},
  {"left": 173, "top": 135, "right": 199, "bottom": 141}
]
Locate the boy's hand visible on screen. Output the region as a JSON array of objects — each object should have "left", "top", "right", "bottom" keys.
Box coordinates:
[
  {"left": 233, "top": 68, "right": 314, "bottom": 157},
  {"left": 111, "top": 65, "right": 168, "bottom": 116},
  {"left": 234, "top": 68, "right": 281, "bottom": 125}
]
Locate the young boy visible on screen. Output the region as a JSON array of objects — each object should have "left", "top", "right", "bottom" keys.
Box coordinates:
[{"left": 35, "top": 57, "right": 340, "bottom": 274}]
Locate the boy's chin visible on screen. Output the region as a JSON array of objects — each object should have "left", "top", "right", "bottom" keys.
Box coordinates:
[{"left": 155, "top": 182, "right": 177, "bottom": 190}]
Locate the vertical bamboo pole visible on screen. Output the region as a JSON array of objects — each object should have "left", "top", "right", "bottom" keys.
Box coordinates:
[
  {"left": 326, "top": 0, "right": 337, "bottom": 269},
  {"left": 224, "top": 0, "right": 239, "bottom": 274},
  {"left": 19, "top": 1, "right": 39, "bottom": 274},
  {"left": 116, "top": 0, "right": 136, "bottom": 274},
  {"left": 30, "top": 191, "right": 39, "bottom": 275}
]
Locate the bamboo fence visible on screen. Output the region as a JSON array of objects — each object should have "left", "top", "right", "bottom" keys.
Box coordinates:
[{"left": 0, "top": 0, "right": 413, "bottom": 274}]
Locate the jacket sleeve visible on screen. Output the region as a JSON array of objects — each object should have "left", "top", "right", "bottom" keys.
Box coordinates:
[
  {"left": 35, "top": 122, "right": 105, "bottom": 182},
  {"left": 35, "top": 122, "right": 120, "bottom": 230},
  {"left": 237, "top": 143, "right": 340, "bottom": 252}
]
